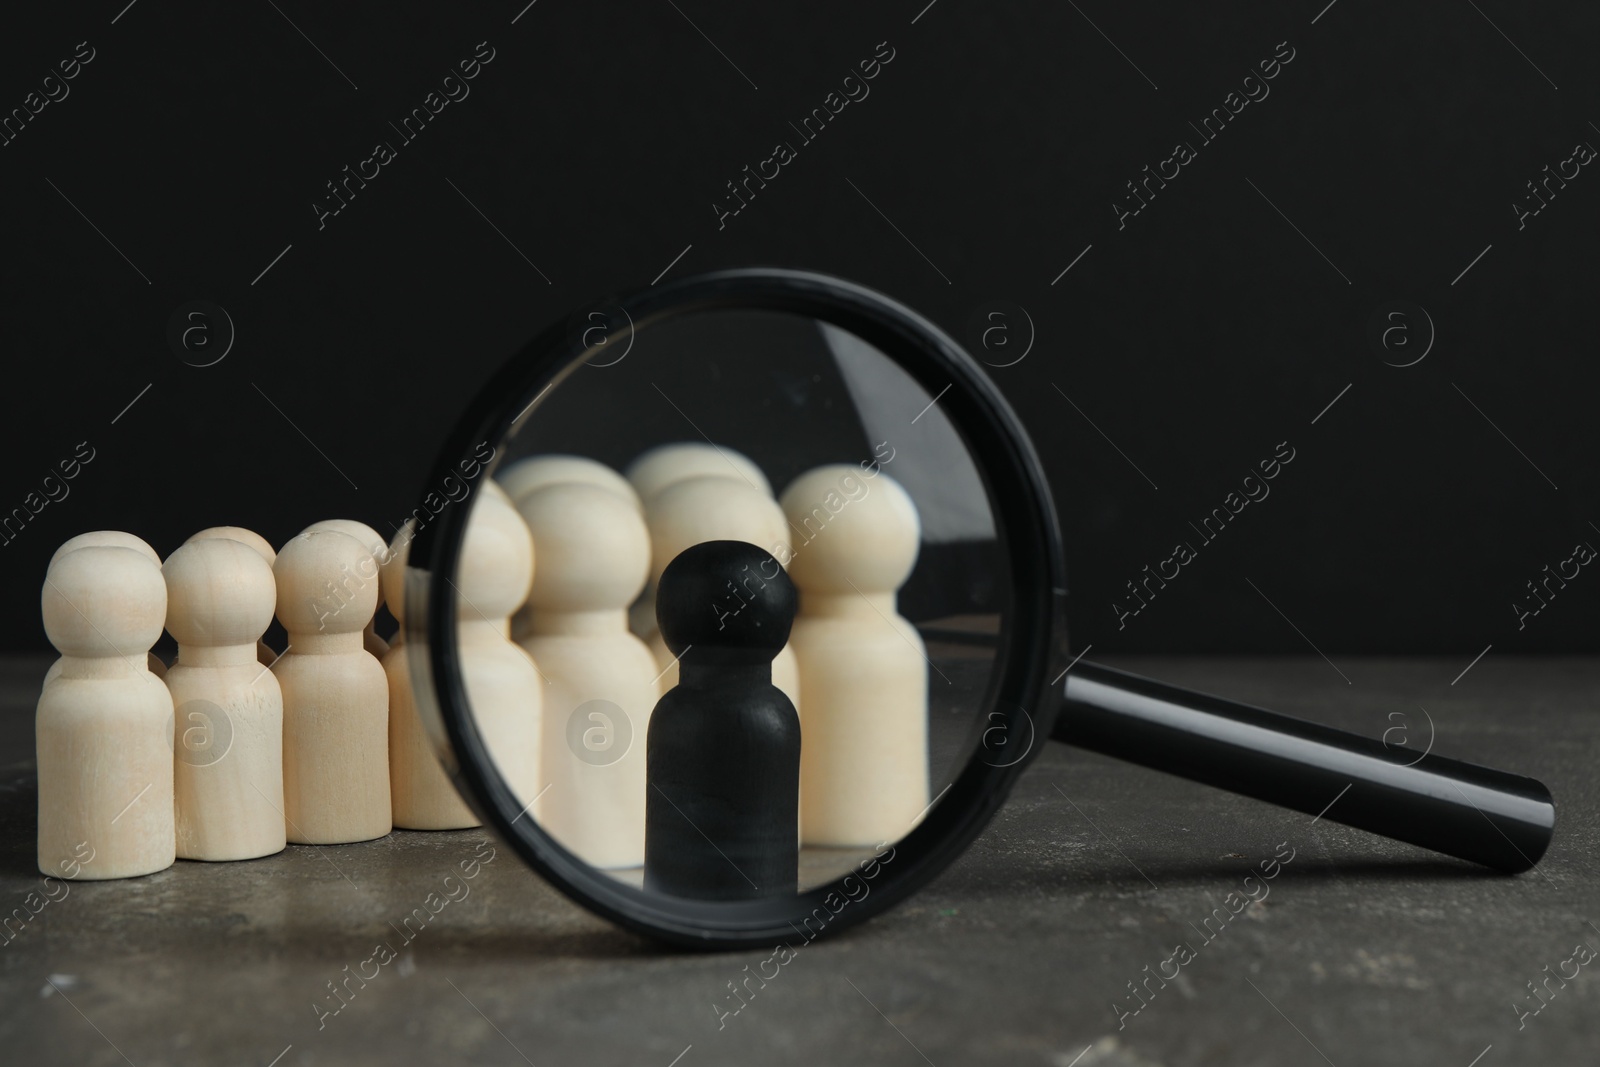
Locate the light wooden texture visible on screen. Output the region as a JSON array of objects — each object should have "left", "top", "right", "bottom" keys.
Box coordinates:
[
  {"left": 302, "top": 519, "right": 391, "bottom": 659},
  {"left": 384, "top": 521, "right": 480, "bottom": 829},
  {"left": 37, "top": 545, "right": 175, "bottom": 879},
  {"left": 500, "top": 456, "right": 641, "bottom": 643},
  {"left": 781, "top": 466, "right": 928, "bottom": 847},
  {"left": 517, "top": 482, "right": 657, "bottom": 869},
  {"left": 186, "top": 525, "right": 276, "bottom": 564},
  {"left": 163, "top": 537, "right": 286, "bottom": 861},
  {"left": 187, "top": 526, "right": 279, "bottom": 666},
  {"left": 43, "top": 532, "right": 166, "bottom": 684},
  {"left": 480, "top": 477, "right": 513, "bottom": 508},
  {"left": 272, "top": 530, "right": 391, "bottom": 844},
  {"left": 499, "top": 454, "right": 642, "bottom": 512},
  {"left": 624, "top": 442, "right": 771, "bottom": 502},
  {"left": 457, "top": 494, "right": 543, "bottom": 820},
  {"left": 641, "top": 474, "right": 800, "bottom": 706}
]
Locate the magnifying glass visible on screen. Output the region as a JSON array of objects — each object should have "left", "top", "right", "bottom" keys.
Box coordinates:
[{"left": 401, "top": 268, "right": 1554, "bottom": 949}]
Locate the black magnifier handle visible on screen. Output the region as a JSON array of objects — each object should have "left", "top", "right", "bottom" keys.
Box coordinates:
[{"left": 1051, "top": 661, "right": 1555, "bottom": 873}]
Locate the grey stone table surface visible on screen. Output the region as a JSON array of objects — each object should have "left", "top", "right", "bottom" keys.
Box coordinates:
[{"left": 1, "top": 653, "right": 1595, "bottom": 1067}]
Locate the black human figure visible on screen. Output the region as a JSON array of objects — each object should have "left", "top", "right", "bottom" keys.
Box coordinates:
[{"left": 644, "top": 540, "right": 801, "bottom": 901}]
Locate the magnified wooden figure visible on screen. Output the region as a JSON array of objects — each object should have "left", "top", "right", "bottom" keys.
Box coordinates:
[{"left": 644, "top": 540, "right": 800, "bottom": 901}]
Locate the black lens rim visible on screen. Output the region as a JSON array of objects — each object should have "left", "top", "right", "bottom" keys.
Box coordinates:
[{"left": 406, "top": 268, "right": 1069, "bottom": 949}]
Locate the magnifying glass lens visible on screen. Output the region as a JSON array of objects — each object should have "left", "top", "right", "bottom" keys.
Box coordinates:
[{"left": 435, "top": 306, "right": 1013, "bottom": 904}]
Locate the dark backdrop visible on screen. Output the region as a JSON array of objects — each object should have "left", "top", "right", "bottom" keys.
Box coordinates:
[{"left": 3, "top": 0, "right": 1597, "bottom": 660}]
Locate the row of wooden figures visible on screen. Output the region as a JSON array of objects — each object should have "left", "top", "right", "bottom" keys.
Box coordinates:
[{"left": 37, "top": 441, "right": 930, "bottom": 881}]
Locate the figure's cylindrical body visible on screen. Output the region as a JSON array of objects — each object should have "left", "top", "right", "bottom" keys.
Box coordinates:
[
  {"left": 37, "top": 662, "right": 176, "bottom": 879},
  {"left": 167, "top": 657, "right": 286, "bottom": 861},
  {"left": 273, "top": 530, "right": 392, "bottom": 845},
  {"left": 645, "top": 662, "right": 800, "bottom": 900}
]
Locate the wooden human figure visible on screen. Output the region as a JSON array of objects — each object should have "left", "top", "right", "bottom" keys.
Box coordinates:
[
  {"left": 780, "top": 466, "right": 929, "bottom": 847},
  {"left": 162, "top": 537, "right": 286, "bottom": 861},
  {"left": 625, "top": 442, "right": 770, "bottom": 642},
  {"left": 499, "top": 455, "right": 641, "bottom": 643},
  {"left": 454, "top": 493, "right": 543, "bottom": 814},
  {"left": 302, "top": 519, "right": 390, "bottom": 658},
  {"left": 641, "top": 474, "right": 801, "bottom": 707},
  {"left": 272, "top": 530, "right": 391, "bottom": 844},
  {"left": 499, "top": 454, "right": 642, "bottom": 512},
  {"left": 515, "top": 482, "right": 657, "bottom": 869},
  {"left": 644, "top": 540, "right": 800, "bottom": 900},
  {"left": 43, "top": 531, "right": 166, "bottom": 683},
  {"left": 186, "top": 526, "right": 279, "bottom": 666},
  {"left": 37, "top": 545, "right": 175, "bottom": 879},
  {"left": 383, "top": 522, "right": 476, "bottom": 828},
  {"left": 624, "top": 442, "right": 772, "bottom": 502}
]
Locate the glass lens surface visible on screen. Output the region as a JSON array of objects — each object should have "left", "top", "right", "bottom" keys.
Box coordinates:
[{"left": 438, "top": 307, "right": 1013, "bottom": 902}]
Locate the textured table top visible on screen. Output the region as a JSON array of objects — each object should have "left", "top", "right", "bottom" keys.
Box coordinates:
[{"left": 1, "top": 653, "right": 1594, "bottom": 1066}]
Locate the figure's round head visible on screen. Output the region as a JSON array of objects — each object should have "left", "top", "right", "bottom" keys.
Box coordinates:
[
  {"left": 498, "top": 455, "right": 642, "bottom": 513},
  {"left": 645, "top": 475, "right": 791, "bottom": 584},
  {"left": 162, "top": 537, "right": 277, "bottom": 648},
  {"left": 302, "top": 519, "right": 389, "bottom": 605},
  {"left": 519, "top": 482, "right": 650, "bottom": 613},
  {"left": 302, "top": 519, "right": 386, "bottom": 557},
  {"left": 656, "top": 540, "right": 796, "bottom": 661},
  {"left": 456, "top": 494, "right": 534, "bottom": 620},
  {"left": 625, "top": 442, "right": 771, "bottom": 502},
  {"left": 273, "top": 529, "right": 379, "bottom": 636},
  {"left": 186, "top": 526, "right": 276, "bottom": 567},
  {"left": 49, "top": 530, "right": 159, "bottom": 570},
  {"left": 780, "top": 466, "right": 920, "bottom": 595},
  {"left": 43, "top": 545, "right": 167, "bottom": 658}
]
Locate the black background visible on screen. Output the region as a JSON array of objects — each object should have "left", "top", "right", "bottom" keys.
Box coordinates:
[{"left": 3, "top": 0, "right": 1597, "bottom": 659}]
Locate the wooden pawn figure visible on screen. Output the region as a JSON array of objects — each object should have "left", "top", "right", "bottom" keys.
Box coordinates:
[
  {"left": 499, "top": 454, "right": 642, "bottom": 512},
  {"left": 516, "top": 482, "right": 658, "bottom": 869},
  {"left": 43, "top": 531, "right": 166, "bottom": 684},
  {"left": 187, "top": 526, "right": 279, "bottom": 667},
  {"left": 645, "top": 541, "right": 800, "bottom": 900},
  {"left": 642, "top": 474, "right": 801, "bottom": 708},
  {"left": 303, "top": 519, "right": 391, "bottom": 658},
  {"left": 624, "top": 442, "right": 772, "bottom": 502},
  {"left": 456, "top": 493, "right": 544, "bottom": 812},
  {"left": 384, "top": 521, "right": 479, "bottom": 829},
  {"left": 273, "top": 530, "right": 391, "bottom": 844},
  {"left": 37, "top": 545, "right": 175, "bottom": 878},
  {"left": 500, "top": 456, "right": 641, "bottom": 643},
  {"left": 781, "top": 466, "right": 929, "bottom": 847},
  {"left": 625, "top": 441, "right": 770, "bottom": 642},
  {"left": 162, "top": 537, "right": 286, "bottom": 860}
]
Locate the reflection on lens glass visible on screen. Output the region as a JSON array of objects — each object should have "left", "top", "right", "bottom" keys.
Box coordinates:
[{"left": 455, "top": 310, "right": 1008, "bottom": 899}]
